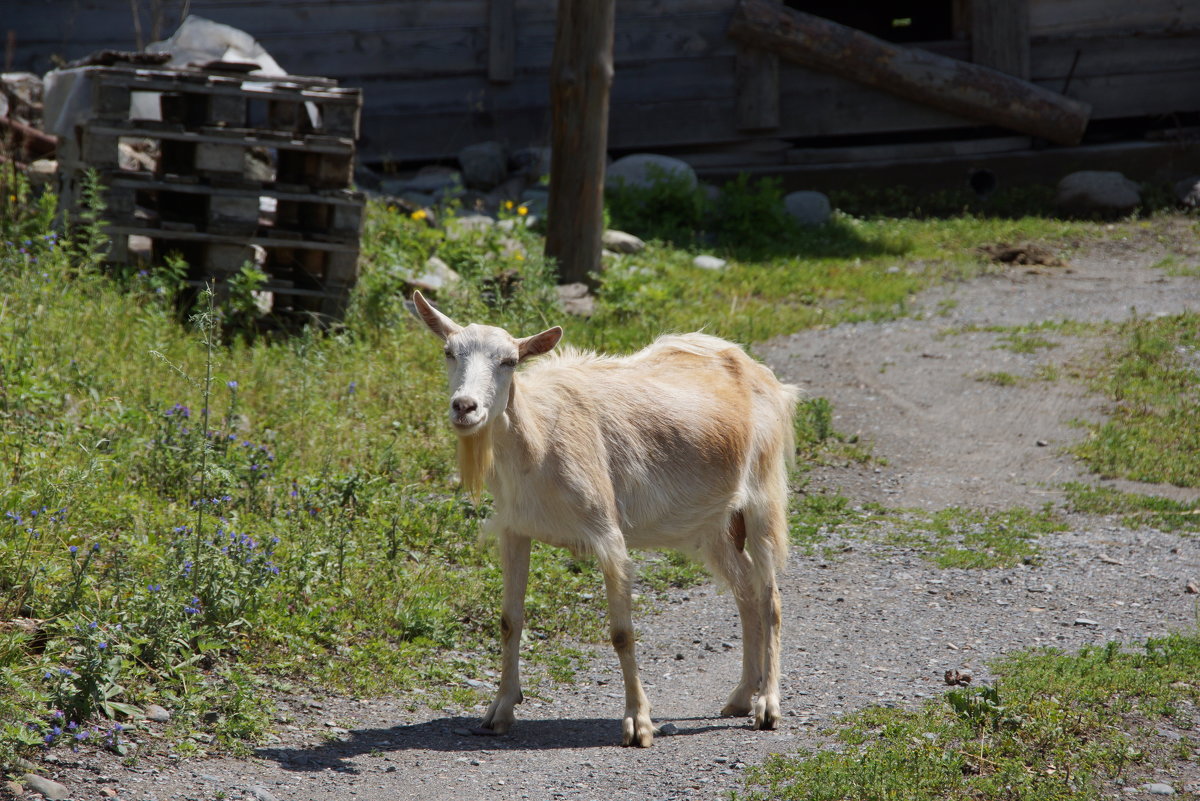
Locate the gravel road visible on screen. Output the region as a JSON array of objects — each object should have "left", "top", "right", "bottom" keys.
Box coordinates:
[{"left": 18, "top": 227, "right": 1200, "bottom": 801}]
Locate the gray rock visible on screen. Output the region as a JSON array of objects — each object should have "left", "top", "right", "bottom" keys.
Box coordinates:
[
  {"left": 1144, "top": 783, "right": 1176, "bottom": 795},
  {"left": 4, "top": 780, "right": 23, "bottom": 797},
  {"left": 784, "top": 190, "right": 833, "bottom": 227},
  {"left": 247, "top": 785, "right": 279, "bottom": 801},
  {"left": 601, "top": 229, "right": 646, "bottom": 254},
  {"left": 23, "top": 773, "right": 70, "bottom": 800},
  {"left": 145, "top": 703, "right": 171, "bottom": 722},
  {"left": 407, "top": 256, "right": 460, "bottom": 292},
  {"left": 459, "top": 141, "right": 509, "bottom": 190},
  {"left": 511, "top": 146, "right": 552, "bottom": 178},
  {"left": 1073, "top": 617, "right": 1099, "bottom": 627},
  {"left": 1174, "top": 176, "right": 1200, "bottom": 207},
  {"left": 557, "top": 283, "right": 595, "bottom": 317},
  {"left": 1054, "top": 171, "right": 1141, "bottom": 216},
  {"left": 404, "top": 166, "right": 463, "bottom": 195},
  {"left": 606, "top": 154, "right": 698, "bottom": 192},
  {"left": 657, "top": 722, "right": 680, "bottom": 736},
  {"left": 693, "top": 255, "right": 727, "bottom": 271}
]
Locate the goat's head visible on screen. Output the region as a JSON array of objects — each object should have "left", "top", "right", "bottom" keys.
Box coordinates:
[{"left": 411, "top": 291, "right": 562, "bottom": 436}]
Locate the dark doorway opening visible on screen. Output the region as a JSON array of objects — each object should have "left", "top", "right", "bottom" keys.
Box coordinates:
[{"left": 785, "top": 1, "right": 954, "bottom": 43}]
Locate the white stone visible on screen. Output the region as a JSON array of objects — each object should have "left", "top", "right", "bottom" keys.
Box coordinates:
[
  {"left": 601, "top": 229, "right": 646, "bottom": 254},
  {"left": 408, "top": 256, "right": 460, "bottom": 292},
  {"left": 1144, "top": 783, "right": 1176, "bottom": 796},
  {"left": 693, "top": 255, "right": 727, "bottom": 270}
]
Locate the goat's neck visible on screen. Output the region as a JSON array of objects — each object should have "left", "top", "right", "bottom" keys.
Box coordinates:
[{"left": 493, "top": 376, "right": 546, "bottom": 468}]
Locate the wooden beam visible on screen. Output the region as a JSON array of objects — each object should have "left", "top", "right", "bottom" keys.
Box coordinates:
[
  {"left": 544, "top": 0, "right": 615, "bottom": 285},
  {"left": 488, "top": 0, "right": 515, "bottom": 83},
  {"left": 728, "top": 0, "right": 1090, "bottom": 145},
  {"left": 971, "top": 0, "right": 1030, "bottom": 79}
]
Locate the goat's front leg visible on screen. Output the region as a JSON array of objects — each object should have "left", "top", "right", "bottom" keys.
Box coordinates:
[
  {"left": 598, "top": 544, "right": 654, "bottom": 747},
  {"left": 476, "top": 533, "right": 531, "bottom": 735}
]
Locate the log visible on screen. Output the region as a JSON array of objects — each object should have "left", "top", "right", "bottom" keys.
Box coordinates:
[
  {"left": 728, "top": 0, "right": 1090, "bottom": 145},
  {"left": 544, "top": 0, "right": 615, "bottom": 285}
]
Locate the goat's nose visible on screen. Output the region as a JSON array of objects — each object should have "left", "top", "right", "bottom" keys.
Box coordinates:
[{"left": 451, "top": 397, "right": 477, "bottom": 415}]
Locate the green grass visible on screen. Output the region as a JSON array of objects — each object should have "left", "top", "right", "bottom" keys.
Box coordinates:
[
  {"left": 1064, "top": 483, "right": 1200, "bottom": 533},
  {"left": 1151, "top": 255, "right": 1200, "bottom": 278},
  {"left": 739, "top": 633, "right": 1200, "bottom": 801},
  {"left": 0, "top": 166, "right": 1184, "bottom": 766},
  {"left": 1072, "top": 312, "right": 1200, "bottom": 488},
  {"left": 781, "top": 493, "right": 1064, "bottom": 570},
  {"left": 976, "top": 370, "right": 1023, "bottom": 386},
  {"left": 876, "top": 506, "right": 1065, "bottom": 569}
]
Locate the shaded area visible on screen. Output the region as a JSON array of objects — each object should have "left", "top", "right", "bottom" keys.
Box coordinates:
[{"left": 255, "top": 715, "right": 741, "bottom": 773}]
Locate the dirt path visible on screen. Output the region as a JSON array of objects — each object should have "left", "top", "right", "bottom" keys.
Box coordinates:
[{"left": 30, "top": 234, "right": 1200, "bottom": 801}]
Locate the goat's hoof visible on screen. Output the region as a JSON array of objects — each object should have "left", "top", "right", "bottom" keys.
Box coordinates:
[
  {"left": 470, "top": 725, "right": 505, "bottom": 736},
  {"left": 752, "top": 698, "right": 781, "bottom": 731},
  {"left": 622, "top": 716, "right": 655, "bottom": 747},
  {"left": 720, "top": 701, "right": 752, "bottom": 718},
  {"left": 473, "top": 714, "right": 512, "bottom": 736}
]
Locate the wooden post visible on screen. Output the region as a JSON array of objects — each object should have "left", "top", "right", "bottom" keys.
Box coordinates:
[
  {"left": 544, "top": 0, "right": 615, "bottom": 286},
  {"left": 729, "top": 0, "right": 1090, "bottom": 146},
  {"left": 971, "top": 0, "right": 1030, "bottom": 79}
]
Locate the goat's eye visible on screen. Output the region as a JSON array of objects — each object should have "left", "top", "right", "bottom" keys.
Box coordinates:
[
  {"left": 443, "top": 350, "right": 455, "bottom": 360},
  {"left": 500, "top": 357, "right": 517, "bottom": 368}
]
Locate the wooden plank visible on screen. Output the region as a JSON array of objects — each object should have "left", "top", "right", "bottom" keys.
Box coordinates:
[
  {"left": 971, "top": 0, "right": 1029, "bottom": 79},
  {"left": 1031, "top": 33, "right": 1200, "bottom": 81},
  {"left": 489, "top": 0, "right": 516, "bottom": 82},
  {"left": 728, "top": 0, "right": 1090, "bottom": 144},
  {"left": 698, "top": 140, "right": 1200, "bottom": 195},
  {"left": 785, "top": 135, "right": 1032, "bottom": 165},
  {"left": 1029, "top": 0, "right": 1200, "bottom": 38}
]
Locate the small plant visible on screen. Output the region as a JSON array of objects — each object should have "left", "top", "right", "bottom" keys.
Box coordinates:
[{"left": 605, "top": 165, "right": 706, "bottom": 245}]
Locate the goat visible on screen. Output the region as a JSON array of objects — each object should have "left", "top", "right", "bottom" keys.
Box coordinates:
[{"left": 410, "top": 290, "right": 799, "bottom": 747}]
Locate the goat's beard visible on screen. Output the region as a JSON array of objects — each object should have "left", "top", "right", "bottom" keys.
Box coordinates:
[{"left": 456, "top": 429, "right": 494, "bottom": 501}]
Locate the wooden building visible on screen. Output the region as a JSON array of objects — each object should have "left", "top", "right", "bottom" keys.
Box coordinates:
[{"left": 9, "top": 0, "right": 1200, "bottom": 188}]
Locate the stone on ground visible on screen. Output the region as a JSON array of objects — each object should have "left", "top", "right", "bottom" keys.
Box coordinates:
[
  {"left": 784, "top": 190, "right": 832, "bottom": 226},
  {"left": 606, "top": 154, "right": 698, "bottom": 191},
  {"left": 1055, "top": 171, "right": 1141, "bottom": 216}
]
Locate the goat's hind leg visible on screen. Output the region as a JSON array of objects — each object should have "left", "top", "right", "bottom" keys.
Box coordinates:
[
  {"left": 476, "top": 533, "right": 531, "bottom": 735},
  {"left": 705, "top": 519, "right": 762, "bottom": 719}
]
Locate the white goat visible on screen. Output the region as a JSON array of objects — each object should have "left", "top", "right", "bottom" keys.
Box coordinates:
[{"left": 411, "top": 290, "right": 798, "bottom": 747}]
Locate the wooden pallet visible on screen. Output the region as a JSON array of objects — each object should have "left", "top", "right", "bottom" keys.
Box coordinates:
[
  {"left": 98, "top": 173, "right": 364, "bottom": 240},
  {"left": 107, "top": 226, "right": 358, "bottom": 319},
  {"left": 68, "top": 121, "right": 354, "bottom": 189},
  {"left": 84, "top": 64, "right": 361, "bottom": 139}
]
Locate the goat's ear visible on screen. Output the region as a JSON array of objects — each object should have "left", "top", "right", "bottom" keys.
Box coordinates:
[
  {"left": 517, "top": 326, "right": 563, "bottom": 361},
  {"left": 410, "top": 290, "right": 462, "bottom": 340}
]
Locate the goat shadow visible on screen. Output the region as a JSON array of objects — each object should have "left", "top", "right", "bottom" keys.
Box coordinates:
[{"left": 256, "top": 715, "right": 741, "bottom": 774}]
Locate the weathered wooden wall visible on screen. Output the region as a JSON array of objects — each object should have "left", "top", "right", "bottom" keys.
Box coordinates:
[{"left": 7, "top": 0, "right": 1200, "bottom": 164}]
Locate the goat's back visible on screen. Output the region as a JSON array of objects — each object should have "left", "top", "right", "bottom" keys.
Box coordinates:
[{"left": 496, "top": 334, "right": 798, "bottom": 555}]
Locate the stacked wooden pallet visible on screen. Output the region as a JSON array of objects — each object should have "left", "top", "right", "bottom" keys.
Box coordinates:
[{"left": 57, "top": 62, "right": 364, "bottom": 321}]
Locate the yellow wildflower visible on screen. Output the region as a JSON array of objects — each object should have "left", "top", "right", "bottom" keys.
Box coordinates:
[
  {"left": 503, "top": 200, "right": 514, "bottom": 211},
  {"left": 411, "top": 209, "right": 428, "bottom": 221},
  {"left": 517, "top": 205, "right": 528, "bottom": 216}
]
